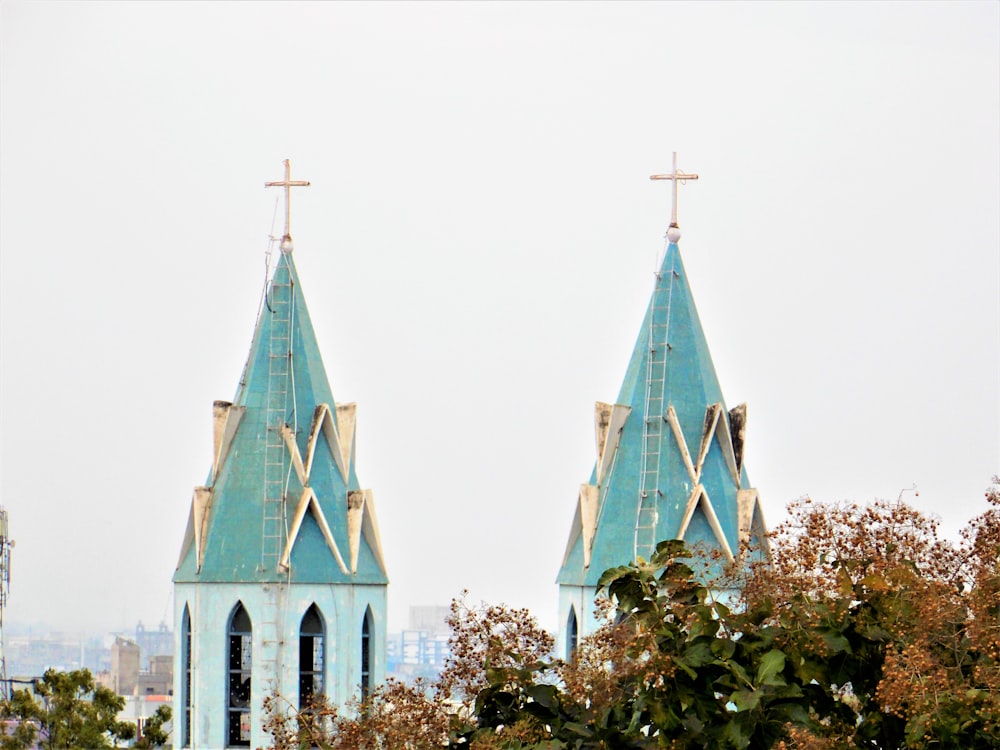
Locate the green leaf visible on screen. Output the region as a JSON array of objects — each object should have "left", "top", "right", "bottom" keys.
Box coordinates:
[
  {"left": 722, "top": 716, "right": 753, "bottom": 748},
  {"left": 526, "top": 684, "right": 557, "bottom": 710},
  {"left": 562, "top": 721, "right": 593, "bottom": 737},
  {"left": 596, "top": 564, "right": 635, "bottom": 590},
  {"left": 819, "top": 628, "right": 852, "bottom": 655},
  {"left": 755, "top": 649, "right": 786, "bottom": 687},
  {"left": 682, "top": 640, "right": 716, "bottom": 668},
  {"left": 711, "top": 638, "right": 736, "bottom": 660},
  {"left": 730, "top": 689, "right": 761, "bottom": 712},
  {"left": 672, "top": 655, "right": 698, "bottom": 680}
]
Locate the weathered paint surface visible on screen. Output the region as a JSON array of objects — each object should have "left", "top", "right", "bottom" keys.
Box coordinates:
[
  {"left": 173, "top": 249, "right": 387, "bottom": 586},
  {"left": 174, "top": 582, "right": 387, "bottom": 750},
  {"left": 173, "top": 247, "right": 389, "bottom": 748},
  {"left": 557, "top": 240, "right": 767, "bottom": 641}
]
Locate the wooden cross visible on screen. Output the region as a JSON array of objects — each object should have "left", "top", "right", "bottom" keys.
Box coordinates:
[
  {"left": 650, "top": 152, "right": 698, "bottom": 229},
  {"left": 265, "top": 159, "right": 311, "bottom": 247}
]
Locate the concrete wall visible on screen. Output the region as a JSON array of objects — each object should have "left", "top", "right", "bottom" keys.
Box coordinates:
[
  {"left": 111, "top": 637, "right": 141, "bottom": 696},
  {"left": 173, "top": 581, "right": 387, "bottom": 749}
]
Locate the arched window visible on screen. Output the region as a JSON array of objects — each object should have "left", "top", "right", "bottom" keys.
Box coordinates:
[
  {"left": 181, "top": 605, "right": 192, "bottom": 747},
  {"left": 227, "top": 602, "right": 252, "bottom": 747},
  {"left": 567, "top": 606, "right": 579, "bottom": 663},
  {"left": 360, "top": 607, "right": 373, "bottom": 699},
  {"left": 299, "top": 604, "right": 325, "bottom": 708}
]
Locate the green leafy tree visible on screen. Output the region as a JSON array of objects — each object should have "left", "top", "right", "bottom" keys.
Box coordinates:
[
  {"left": 460, "top": 540, "right": 816, "bottom": 749},
  {"left": 459, "top": 486, "right": 1000, "bottom": 749},
  {"left": 0, "top": 668, "right": 136, "bottom": 749},
  {"left": 133, "top": 705, "right": 171, "bottom": 749},
  {"left": 262, "top": 483, "right": 1000, "bottom": 750}
]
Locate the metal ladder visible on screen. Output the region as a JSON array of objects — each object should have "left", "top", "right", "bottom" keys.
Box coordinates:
[
  {"left": 634, "top": 252, "right": 676, "bottom": 561},
  {"left": 261, "top": 274, "right": 293, "bottom": 573},
  {"left": 259, "top": 266, "right": 295, "bottom": 690}
]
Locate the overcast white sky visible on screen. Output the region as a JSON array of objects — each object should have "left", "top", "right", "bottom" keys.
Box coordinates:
[{"left": 1, "top": 1, "right": 997, "bottom": 636}]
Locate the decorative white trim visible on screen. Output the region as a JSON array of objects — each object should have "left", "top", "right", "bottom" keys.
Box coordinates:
[
  {"left": 737, "top": 488, "right": 769, "bottom": 557},
  {"left": 666, "top": 406, "right": 697, "bottom": 482},
  {"left": 696, "top": 403, "right": 722, "bottom": 480},
  {"left": 277, "top": 420, "right": 349, "bottom": 574},
  {"left": 193, "top": 487, "right": 213, "bottom": 573},
  {"left": 560, "top": 500, "right": 583, "bottom": 568},
  {"left": 347, "top": 490, "right": 387, "bottom": 575},
  {"left": 712, "top": 406, "right": 741, "bottom": 488},
  {"left": 359, "top": 490, "right": 387, "bottom": 575},
  {"left": 667, "top": 403, "right": 740, "bottom": 562},
  {"left": 676, "top": 484, "right": 735, "bottom": 562},
  {"left": 595, "top": 402, "right": 631, "bottom": 484},
  {"left": 579, "top": 484, "right": 600, "bottom": 568},
  {"left": 280, "top": 487, "right": 348, "bottom": 574},
  {"left": 287, "top": 403, "right": 357, "bottom": 486},
  {"left": 335, "top": 404, "right": 357, "bottom": 482},
  {"left": 211, "top": 402, "right": 245, "bottom": 485}
]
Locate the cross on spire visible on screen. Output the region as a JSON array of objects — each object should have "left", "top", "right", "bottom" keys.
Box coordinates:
[
  {"left": 650, "top": 152, "right": 698, "bottom": 242},
  {"left": 265, "top": 159, "right": 311, "bottom": 253}
]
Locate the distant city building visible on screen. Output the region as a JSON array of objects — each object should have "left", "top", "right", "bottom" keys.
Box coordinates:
[
  {"left": 387, "top": 606, "right": 451, "bottom": 683},
  {"left": 110, "top": 637, "right": 140, "bottom": 696},
  {"left": 137, "top": 655, "right": 173, "bottom": 697},
  {"left": 134, "top": 622, "right": 173, "bottom": 669},
  {"left": 5, "top": 629, "right": 108, "bottom": 678},
  {"left": 96, "top": 635, "right": 173, "bottom": 698}
]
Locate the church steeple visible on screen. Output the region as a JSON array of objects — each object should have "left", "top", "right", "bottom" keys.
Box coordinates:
[
  {"left": 174, "top": 161, "right": 386, "bottom": 584},
  {"left": 173, "top": 162, "right": 387, "bottom": 749},
  {"left": 557, "top": 155, "right": 767, "bottom": 649}
]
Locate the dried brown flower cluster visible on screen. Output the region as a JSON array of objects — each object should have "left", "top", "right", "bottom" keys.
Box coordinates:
[{"left": 259, "top": 479, "right": 1000, "bottom": 749}]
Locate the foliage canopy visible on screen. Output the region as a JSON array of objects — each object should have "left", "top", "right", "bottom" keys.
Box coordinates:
[
  {"left": 0, "top": 668, "right": 137, "bottom": 749},
  {"left": 268, "top": 481, "right": 1000, "bottom": 749}
]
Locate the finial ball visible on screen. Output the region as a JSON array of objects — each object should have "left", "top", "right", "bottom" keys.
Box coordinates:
[
  {"left": 280, "top": 236, "right": 294, "bottom": 254},
  {"left": 666, "top": 225, "right": 682, "bottom": 243}
]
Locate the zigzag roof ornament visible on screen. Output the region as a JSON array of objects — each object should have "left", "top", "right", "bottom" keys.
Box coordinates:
[
  {"left": 558, "top": 154, "right": 768, "bottom": 591},
  {"left": 174, "top": 162, "right": 388, "bottom": 586}
]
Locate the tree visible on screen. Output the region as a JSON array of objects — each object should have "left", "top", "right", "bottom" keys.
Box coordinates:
[
  {"left": 264, "top": 677, "right": 451, "bottom": 750},
  {"left": 461, "top": 540, "right": 815, "bottom": 749},
  {"left": 263, "top": 593, "right": 552, "bottom": 749},
  {"left": 745, "top": 486, "right": 1000, "bottom": 748},
  {"left": 0, "top": 668, "right": 136, "bottom": 749},
  {"left": 262, "top": 482, "right": 1000, "bottom": 749},
  {"left": 457, "top": 485, "right": 1000, "bottom": 749},
  {"left": 436, "top": 591, "right": 556, "bottom": 714},
  {"left": 133, "top": 705, "right": 171, "bottom": 749}
]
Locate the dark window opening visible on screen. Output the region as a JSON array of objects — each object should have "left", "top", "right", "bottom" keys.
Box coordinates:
[
  {"left": 361, "top": 608, "right": 372, "bottom": 699},
  {"left": 299, "top": 604, "right": 325, "bottom": 708},
  {"left": 567, "top": 607, "right": 579, "bottom": 663},
  {"left": 227, "top": 602, "right": 252, "bottom": 747},
  {"left": 182, "top": 605, "right": 192, "bottom": 748}
]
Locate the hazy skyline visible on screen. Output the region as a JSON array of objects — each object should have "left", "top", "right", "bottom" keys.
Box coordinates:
[{"left": 1, "top": 1, "right": 997, "bottom": 635}]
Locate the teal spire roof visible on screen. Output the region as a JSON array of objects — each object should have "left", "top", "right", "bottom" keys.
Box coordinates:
[
  {"left": 557, "top": 239, "right": 767, "bottom": 587},
  {"left": 174, "top": 247, "right": 388, "bottom": 585}
]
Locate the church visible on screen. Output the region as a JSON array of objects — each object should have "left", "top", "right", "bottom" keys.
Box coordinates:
[
  {"left": 556, "top": 154, "right": 768, "bottom": 657},
  {"left": 172, "top": 156, "right": 766, "bottom": 748},
  {"left": 172, "top": 162, "right": 388, "bottom": 748}
]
